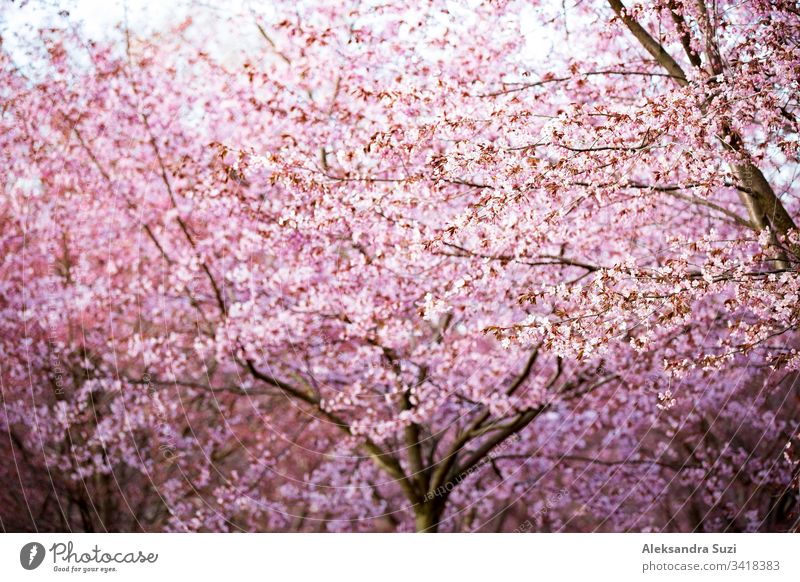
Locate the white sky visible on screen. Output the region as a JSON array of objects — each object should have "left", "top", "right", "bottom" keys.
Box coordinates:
[
  {"left": 1, "top": 0, "right": 558, "bottom": 62},
  {"left": 3, "top": 0, "right": 192, "bottom": 37}
]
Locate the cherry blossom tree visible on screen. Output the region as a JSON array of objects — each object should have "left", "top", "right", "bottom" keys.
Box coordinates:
[{"left": 1, "top": 0, "right": 798, "bottom": 532}]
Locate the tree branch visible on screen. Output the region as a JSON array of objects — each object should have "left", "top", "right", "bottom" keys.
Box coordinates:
[{"left": 607, "top": 0, "right": 688, "bottom": 86}]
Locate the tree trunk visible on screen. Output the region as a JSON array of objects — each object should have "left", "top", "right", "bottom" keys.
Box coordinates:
[{"left": 415, "top": 502, "right": 442, "bottom": 533}]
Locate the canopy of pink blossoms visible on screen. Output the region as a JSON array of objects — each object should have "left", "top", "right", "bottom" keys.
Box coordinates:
[{"left": 1, "top": 0, "right": 798, "bottom": 532}]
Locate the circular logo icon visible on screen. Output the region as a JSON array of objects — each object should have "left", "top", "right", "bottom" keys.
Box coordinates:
[{"left": 20, "top": 542, "right": 46, "bottom": 570}]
